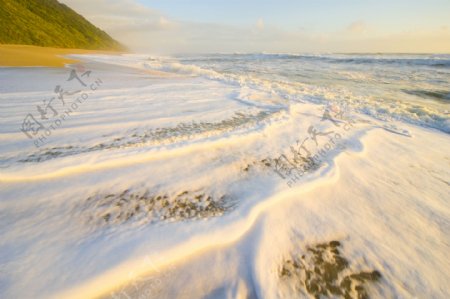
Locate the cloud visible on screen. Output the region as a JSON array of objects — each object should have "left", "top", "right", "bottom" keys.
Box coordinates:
[
  {"left": 61, "top": 0, "right": 159, "bottom": 19},
  {"left": 256, "top": 18, "right": 265, "bottom": 31},
  {"left": 61, "top": 0, "right": 450, "bottom": 54},
  {"left": 60, "top": 0, "right": 167, "bottom": 32},
  {"left": 158, "top": 16, "right": 172, "bottom": 29},
  {"left": 347, "top": 20, "right": 368, "bottom": 34}
]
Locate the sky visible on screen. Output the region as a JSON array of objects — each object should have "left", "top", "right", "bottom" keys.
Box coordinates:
[{"left": 62, "top": 0, "right": 450, "bottom": 54}]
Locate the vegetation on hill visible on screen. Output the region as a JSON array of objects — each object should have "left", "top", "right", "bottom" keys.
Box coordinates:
[{"left": 0, "top": 0, "right": 124, "bottom": 50}]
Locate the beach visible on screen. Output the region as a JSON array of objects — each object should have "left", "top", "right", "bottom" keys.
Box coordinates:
[
  {"left": 0, "top": 44, "right": 121, "bottom": 67},
  {"left": 0, "top": 53, "right": 449, "bottom": 299}
]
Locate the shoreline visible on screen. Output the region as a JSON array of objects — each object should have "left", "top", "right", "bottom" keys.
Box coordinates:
[{"left": 0, "top": 44, "right": 124, "bottom": 67}]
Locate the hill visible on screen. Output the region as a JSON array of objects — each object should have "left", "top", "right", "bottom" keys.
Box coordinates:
[{"left": 0, "top": 0, "right": 124, "bottom": 50}]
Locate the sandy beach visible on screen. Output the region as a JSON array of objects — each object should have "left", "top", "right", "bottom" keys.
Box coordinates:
[
  {"left": 0, "top": 44, "right": 122, "bottom": 67},
  {"left": 0, "top": 53, "right": 449, "bottom": 299}
]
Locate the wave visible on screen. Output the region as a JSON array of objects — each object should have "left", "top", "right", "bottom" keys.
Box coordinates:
[
  {"left": 402, "top": 89, "right": 450, "bottom": 102},
  {"left": 74, "top": 54, "right": 450, "bottom": 134},
  {"left": 250, "top": 53, "right": 450, "bottom": 68}
]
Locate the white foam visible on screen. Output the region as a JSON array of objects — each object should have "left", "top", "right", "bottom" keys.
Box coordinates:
[{"left": 1, "top": 53, "right": 449, "bottom": 299}]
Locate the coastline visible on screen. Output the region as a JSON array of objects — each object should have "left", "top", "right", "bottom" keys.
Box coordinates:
[
  {"left": 0, "top": 44, "right": 124, "bottom": 67},
  {"left": 1, "top": 53, "right": 449, "bottom": 298}
]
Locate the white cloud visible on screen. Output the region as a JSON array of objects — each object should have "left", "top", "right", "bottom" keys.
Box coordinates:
[
  {"left": 60, "top": 0, "right": 166, "bottom": 32},
  {"left": 61, "top": 0, "right": 450, "bottom": 54},
  {"left": 61, "top": 0, "right": 159, "bottom": 19},
  {"left": 256, "top": 18, "right": 265, "bottom": 31},
  {"left": 347, "top": 20, "right": 368, "bottom": 34},
  {"left": 158, "top": 16, "right": 171, "bottom": 29}
]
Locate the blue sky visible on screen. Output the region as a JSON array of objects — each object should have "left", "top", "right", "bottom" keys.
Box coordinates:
[
  {"left": 137, "top": 0, "right": 449, "bottom": 30},
  {"left": 64, "top": 0, "right": 450, "bottom": 53}
]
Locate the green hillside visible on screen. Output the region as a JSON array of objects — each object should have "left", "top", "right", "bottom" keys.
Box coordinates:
[{"left": 0, "top": 0, "right": 124, "bottom": 50}]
